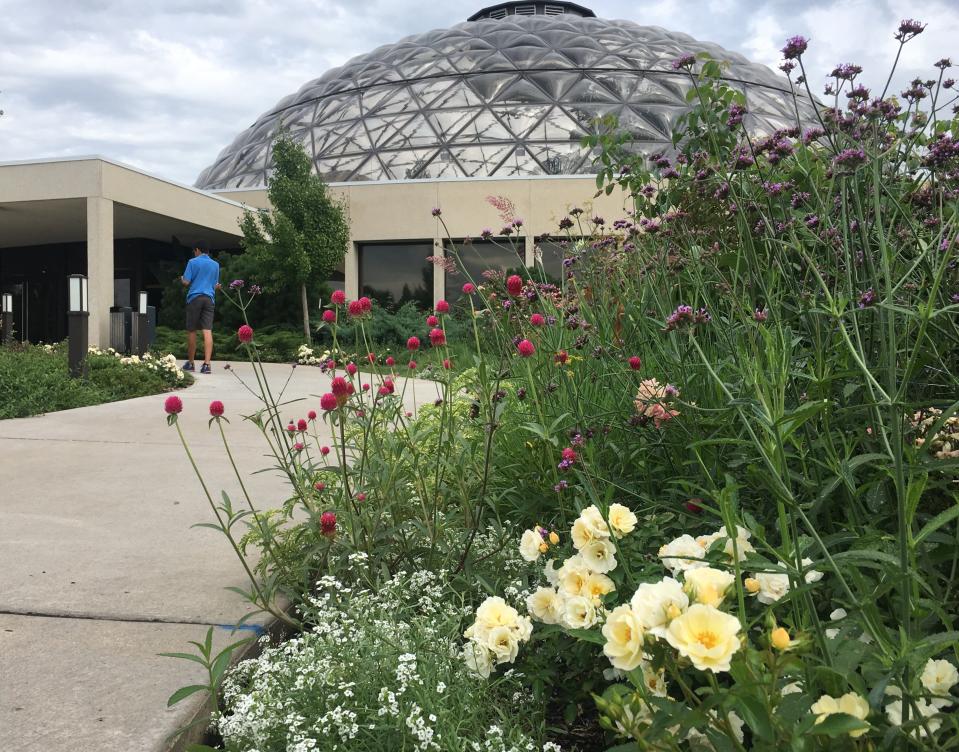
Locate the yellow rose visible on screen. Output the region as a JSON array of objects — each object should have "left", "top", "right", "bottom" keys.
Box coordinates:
[
  {"left": 664, "top": 604, "right": 742, "bottom": 673},
  {"left": 549, "top": 531, "right": 560, "bottom": 545},
  {"left": 608, "top": 503, "right": 638, "bottom": 538},
  {"left": 486, "top": 625, "right": 520, "bottom": 664},
  {"left": 683, "top": 567, "right": 735, "bottom": 608},
  {"left": 602, "top": 604, "right": 646, "bottom": 671},
  {"left": 581, "top": 538, "right": 618, "bottom": 574},
  {"left": 558, "top": 555, "right": 590, "bottom": 596},
  {"left": 519, "top": 529, "right": 543, "bottom": 562},
  {"left": 571, "top": 505, "right": 610, "bottom": 550},
  {"left": 584, "top": 573, "right": 616, "bottom": 604},
  {"left": 475, "top": 596, "right": 519, "bottom": 631},
  {"left": 744, "top": 577, "right": 761, "bottom": 593},
  {"left": 770, "top": 627, "right": 791, "bottom": 650},
  {"left": 563, "top": 595, "right": 598, "bottom": 629},
  {"left": 810, "top": 693, "right": 870, "bottom": 737},
  {"left": 526, "top": 587, "right": 565, "bottom": 625}
]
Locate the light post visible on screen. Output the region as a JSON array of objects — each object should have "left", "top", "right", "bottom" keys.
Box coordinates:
[
  {"left": 1, "top": 293, "right": 13, "bottom": 346},
  {"left": 132, "top": 290, "right": 149, "bottom": 355},
  {"left": 67, "top": 274, "right": 89, "bottom": 377}
]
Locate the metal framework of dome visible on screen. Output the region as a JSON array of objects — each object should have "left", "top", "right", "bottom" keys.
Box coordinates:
[{"left": 196, "top": 2, "right": 817, "bottom": 189}]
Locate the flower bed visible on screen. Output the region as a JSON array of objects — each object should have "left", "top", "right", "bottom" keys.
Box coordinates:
[{"left": 164, "top": 21, "right": 958, "bottom": 752}]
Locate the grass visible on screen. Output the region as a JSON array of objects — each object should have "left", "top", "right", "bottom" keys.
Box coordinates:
[{"left": 0, "top": 343, "right": 192, "bottom": 419}]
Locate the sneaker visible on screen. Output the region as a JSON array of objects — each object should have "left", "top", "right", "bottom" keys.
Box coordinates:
[
  {"left": 182, "top": 361, "right": 195, "bottom": 371},
  {"left": 200, "top": 363, "right": 212, "bottom": 375}
]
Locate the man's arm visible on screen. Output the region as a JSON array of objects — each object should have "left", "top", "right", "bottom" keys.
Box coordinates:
[{"left": 180, "top": 258, "right": 194, "bottom": 287}]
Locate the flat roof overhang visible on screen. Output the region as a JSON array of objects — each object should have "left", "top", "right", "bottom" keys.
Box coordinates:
[{"left": 0, "top": 156, "right": 246, "bottom": 249}]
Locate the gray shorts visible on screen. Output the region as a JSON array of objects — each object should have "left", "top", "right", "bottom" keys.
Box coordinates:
[{"left": 186, "top": 296, "right": 214, "bottom": 331}]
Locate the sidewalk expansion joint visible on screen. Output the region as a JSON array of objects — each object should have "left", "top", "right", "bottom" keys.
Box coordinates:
[{"left": 0, "top": 607, "right": 264, "bottom": 633}]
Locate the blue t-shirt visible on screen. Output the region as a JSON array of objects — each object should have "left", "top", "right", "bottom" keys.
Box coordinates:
[{"left": 184, "top": 254, "right": 220, "bottom": 303}]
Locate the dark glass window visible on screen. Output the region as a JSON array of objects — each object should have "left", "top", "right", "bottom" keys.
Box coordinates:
[
  {"left": 445, "top": 239, "right": 527, "bottom": 302},
  {"left": 533, "top": 239, "right": 568, "bottom": 284},
  {"left": 359, "top": 243, "right": 433, "bottom": 310}
]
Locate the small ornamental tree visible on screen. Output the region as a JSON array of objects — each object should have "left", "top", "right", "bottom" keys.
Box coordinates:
[{"left": 239, "top": 135, "right": 350, "bottom": 343}]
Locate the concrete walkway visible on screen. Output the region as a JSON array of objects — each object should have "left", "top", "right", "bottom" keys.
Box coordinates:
[{"left": 0, "top": 361, "right": 440, "bottom": 752}]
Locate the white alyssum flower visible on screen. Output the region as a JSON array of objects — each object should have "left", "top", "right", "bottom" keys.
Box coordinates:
[{"left": 658, "top": 534, "right": 706, "bottom": 575}]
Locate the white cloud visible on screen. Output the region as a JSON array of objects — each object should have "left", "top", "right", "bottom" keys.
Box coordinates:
[{"left": 0, "top": 0, "right": 954, "bottom": 184}]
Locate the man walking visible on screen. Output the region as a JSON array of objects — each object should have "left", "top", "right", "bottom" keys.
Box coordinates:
[{"left": 180, "top": 240, "right": 220, "bottom": 374}]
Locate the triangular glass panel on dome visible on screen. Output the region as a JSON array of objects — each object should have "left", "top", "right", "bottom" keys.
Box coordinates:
[
  {"left": 313, "top": 120, "right": 366, "bottom": 156},
  {"left": 499, "top": 44, "right": 552, "bottom": 68},
  {"left": 491, "top": 147, "right": 540, "bottom": 177},
  {"left": 378, "top": 113, "right": 441, "bottom": 149},
  {"left": 358, "top": 86, "right": 404, "bottom": 117},
  {"left": 314, "top": 96, "right": 357, "bottom": 124},
  {"left": 490, "top": 103, "right": 551, "bottom": 138},
  {"left": 638, "top": 73, "right": 688, "bottom": 103},
  {"left": 465, "top": 73, "right": 520, "bottom": 101},
  {"left": 370, "top": 89, "right": 422, "bottom": 116},
  {"left": 356, "top": 114, "right": 417, "bottom": 148},
  {"left": 449, "top": 110, "right": 515, "bottom": 143},
  {"left": 276, "top": 104, "right": 315, "bottom": 131},
  {"left": 561, "top": 77, "right": 623, "bottom": 105},
  {"left": 534, "top": 106, "right": 589, "bottom": 142},
  {"left": 557, "top": 44, "right": 605, "bottom": 68},
  {"left": 378, "top": 147, "right": 441, "bottom": 180},
  {"left": 450, "top": 143, "right": 514, "bottom": 176},
  {"left": 425, "top": 108, "right": 478, "bottom": 139},
  {"left": 619, "top": 105, "right": 674, "bottom": 140},
  {"left": 524, "top": 70, "right": 579, "bottom": 100},
  {"left": 524, "top": 49, "right": 580, "bottom": 70},
  {"left": 408, "top": 78, "right": 460, "bottom": 108},
  {"left": 492, "top": 76, "right": 552, "bottom": 105},
  {"left": 429, "top": 83, "right": 484, "bottom": 110},
  {"left": 526, "top": 142, "right": 590, "bottom": 175},
  {"left": 315, "top": 153, "right": 372, "bottom": 182}
]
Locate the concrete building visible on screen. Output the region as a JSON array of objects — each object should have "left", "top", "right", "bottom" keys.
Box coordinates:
[{"left": 0, "top": 2, "right": 815, "bottom": 346}]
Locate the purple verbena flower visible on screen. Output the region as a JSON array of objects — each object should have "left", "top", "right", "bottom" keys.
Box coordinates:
[
  {"left": 229, "top": 279, "right": 245, "bottom": 289},
  {"left": 858, "top": 288, "right": 878, "bottom": 308},
  {"left": 671, "top": 53, "right": 696, "bottom": 70},
  {"left": 782, "top": 35, "right": 809, "bottom": 60},
  {"left": 895, "top": 19, "right": 926, "bottom": 42}
]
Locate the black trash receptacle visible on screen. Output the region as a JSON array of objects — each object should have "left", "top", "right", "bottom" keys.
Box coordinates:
[{"left": 109, "top": 306, "right": 132, "bottom": 353}]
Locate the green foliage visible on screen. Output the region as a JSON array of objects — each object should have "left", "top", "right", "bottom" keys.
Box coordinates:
[
  {"left": 0, "top": 343, "right": 190, "bottom": 419},
  {"left": 238, "top": 134, "right": 350, "bottom": 339}
]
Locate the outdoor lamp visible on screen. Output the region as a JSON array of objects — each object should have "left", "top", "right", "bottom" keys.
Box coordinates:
[
  {"left": 138, "top": 291, "right": 148, "bottom": 315},
  {"left": 67, "top": 274, "right": 89, "bottom": 377},
  {"left": 68, "top": 274, "right": 88, "bottom": 313},
  {"left": 1, "top": 293, "right": 12, "bottom": 346}
]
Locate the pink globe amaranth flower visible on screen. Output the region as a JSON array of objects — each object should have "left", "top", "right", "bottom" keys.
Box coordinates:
[
  {"left": 331, "top": 376, "right": 350, "bottom": 397},
  {"left": 347, "top": 300, "right": 364, "bottom": 317},
  {"left": 555, "top": 350, "right": 568, "bottom": 365},
  {"left": 314, "top": 481, "right": 325, "bottom": 492},
  {"left": 209, "top": 400, "right": 224, "bottom": 417},
  {"left": 320, "top": 445, "right": 331, "bottom": 455},
  {"left": 378, "top": 385, "right": 390, "bottom": 396},
  {"left": 297, "top": 418, "right": 308, "bottom": 431},
  {"left": 443, "top": 358, "right": 452, "bottom": 370},
  {"left": 462, "top": 282, "right": 476, "bottom": 294},
  {"left": 383, "top": 378, "right": 395, "bottom": 394},
  {"left": 362, "top": 383, "right": 370, "bottom": 391},
  {"left": 385, "top": 356, "right": 395, "bottom": 367},
  {"left": 530, "top": 313, "right": 545, "bottom": 327},
  {"left": 426, "top": 315, "right": 439, "bottom": 327},
  {"left": 237, "top": 324, "right": 254, "bottom": 343},
  {"left": 356, "top": 492, "right": 367, "bottom": 502},
  {"left": 367, "top": 353, "right": 376, "bottom": 364},
  {"left": 322, "top": 310, "right": 336, "bottom": 323},
  {"left": 358, "top": 296, "right": 372, "bottom": 312},
  {"left": 286, "top": 423, "right": 296, "bottom": 434},
  {"left": 320, "top": 393, "right": 338, "bottom": 411},
  {"left": 405, "top": 411, "right": 413, "bottom": 418},
  {"left": 685, "top": 498, "right": 703, "bottom": 514},
  {"left": 407, "top": 336, "right": 421, "bottom": 351},
  {"left": 320, "top": 510, "right": 336, "bottom": 535},
  {"left": 408, "top": 359, "right": 417, "bottom": 370},
  {"left": 429, "top": 328, "right": 446, "bottom": 346},
  {"left": 356, "top": 410, "right": 365, "bottom": 418},
  {"left": 346, "top": 362, "right": 358, "bottom": 376},
  {"left": 506, "top": 274, "right": 523, "bottom": 296},
  {"left": 331, "top": 290, "right": 346, "bottom": 305},
  {"left": 435, "top": 299, "right": 450, "bottom": 313},
  {"left": 516, "top": 339, "right": 535, "bottom": 357},
  {"left": 628, "top": 356, "right": 642, "bottom": 371},
  {"left": 561, "top": 447, "right": 577, "bottom": 462},
  {"left": 326, "top": 359, "right": 336, "bottom": 370},
  {"left": 164, "top": 395, "right": 183, "bottom": 415},
  {"left": 293, "top": 441, "right": 304, "bottom": 451},
  {"left": 307, "top": 410, "right": 317, "bottom": 421}
]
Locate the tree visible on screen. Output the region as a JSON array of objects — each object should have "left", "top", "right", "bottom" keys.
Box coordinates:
[{"left": 239, "top": 135, "right": 350, "bottom": 343}]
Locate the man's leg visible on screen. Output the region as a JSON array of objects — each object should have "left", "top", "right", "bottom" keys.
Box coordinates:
[
  {"left": 187, "top": 330, "right": 197, "bottom": 363},
  {"left": 202, "top": 329, "right": 213, "bottom": 364}
]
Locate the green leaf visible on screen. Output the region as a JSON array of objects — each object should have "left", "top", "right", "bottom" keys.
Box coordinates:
[
  {"left": 166, "top": 684, "right": 209, "bottom": 707},
  {"left": 157, "top": 652, "right": 209, "bottom": 667},
  {"left": 734, "top": 695, "right": 774, "bottom": 741},
  {"left": 809, "top": 713, "right": 870, "bottom": 737},
  {"left": 915, "top": 503, "right": 959, "bottom": 546}
]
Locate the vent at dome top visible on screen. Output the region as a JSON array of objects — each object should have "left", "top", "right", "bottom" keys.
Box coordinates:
[{"left": 467, "top": 1, "right": 596, "bottom": 21}]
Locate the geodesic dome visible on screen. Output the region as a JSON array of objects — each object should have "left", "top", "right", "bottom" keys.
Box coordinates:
[{"left": 196, "top": 1, "right": 817, "bottom": 189}]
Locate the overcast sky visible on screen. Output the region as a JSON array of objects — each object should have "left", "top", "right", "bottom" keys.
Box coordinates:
[{"left": 1, "top": 0, "right": 956, "bottom": 185}]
